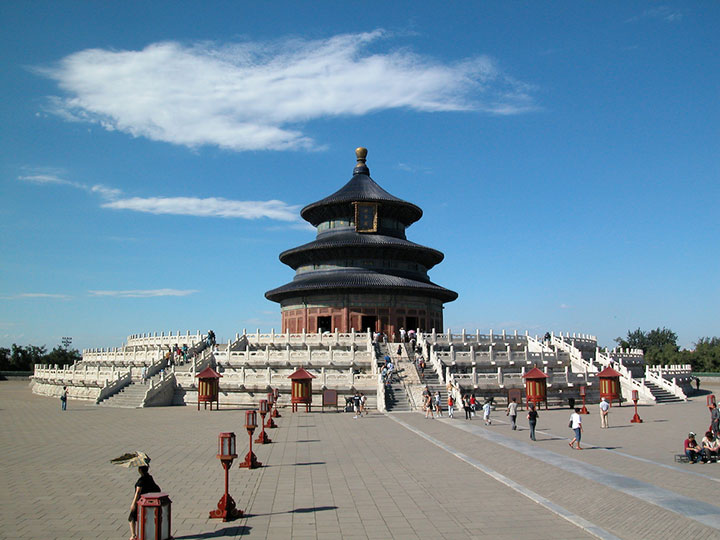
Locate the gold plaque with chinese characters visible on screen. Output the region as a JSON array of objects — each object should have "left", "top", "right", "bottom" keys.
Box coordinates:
[{"left": 354, "top": 202, "right": 378, "bottom": 233}]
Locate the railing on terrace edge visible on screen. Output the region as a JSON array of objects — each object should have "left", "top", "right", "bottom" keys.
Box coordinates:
[
  {"left": 434, "top": 350, "right": 564, "bottom": 366},
  {"left": 551, "top": 336, "right": 598, "bottom": 374},
  {"left": 33, "top": 364, "right": 131, "bottom": 386},
  {"left": 141, "top": 370, "right": 176, "bottom": 406},
  {"left": 244, "top": 329, "right": 371, "bottom": 346},
  {"left": 420, "top": 329, "right": 529, "bottom": 345},
  {"left": 125, "top": 331, "right": 205, "bottom": 347},
  {"left": 527, "top": 334, "right": 556, "bottom": 354},
  {"left": 377, "top": 374, "right": 386, "bottom": 413},
  {"left": 644, "top": 367, "right": 688, "bottom": 401},
  {"left": 176, "top": 366, "right": 372, "bottom": 389},
  {"left": 650, "top": 364, "right": 693, "bottom": 376},
  {"left": 95, "top": 371, "right": 133, "bottom": 403}
]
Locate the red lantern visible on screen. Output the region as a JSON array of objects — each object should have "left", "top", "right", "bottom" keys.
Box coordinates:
[
  {"left": 598, "top": 366, "right": 622, "bottom": 407},
  {"left": 239, "top": 410, "right": 262, "bottom": 469},
  {"left": 137, "top": 492, "right": 172, "bottom": 540},
  {"left": 209, "top": 432, "right": 243, "bottom": 521},
  {"left": 630, "top": 389, "right": 643, "bottom": 423},
  {"left": 196, "top": 366, "right": 222, "bottom": 410},
  {"left": 288, "top": 368, "right": 315, "bottom": 412},
  {"left": 523, "top": 367, "right": 549, "bottom": 410},
  {"left": 256, "top": 400, "right": 272, "bottom": 444}
]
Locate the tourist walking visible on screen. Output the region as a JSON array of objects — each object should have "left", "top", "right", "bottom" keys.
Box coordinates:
[
  {"left": 482, "top": 400, "right": 492, "bottom": 425},
  {"left": 434, "top": 391, "right": 443, "bottom": 417},
  {"left": 60, "top": 386, "right": 68, "bottom": 411},
  {"left": 710, "top": 402, "right": 720, "bottom": 438},
  {"left": 599, "top": 397, "right": 610, "bottom": 428},
  {"left": 569, "top": 408, "right": 583, "bottom": 449},
  {"left": 352, "top": 392, "right": 361, "bottom": 418},
  {"left": 359, "top": 393, "right": 367, "bottom": 417},
  {"left": 470, "top": 394, "right": 477, "bottom": 417},
  {"left": 448, "top": 394, "right": 454, "bottom": 418},
  {"left": 128, "top": 465, "right": 160, "bottom": 540},
  {"left": 506, "top": 397, "right": 518, "bottom": 430},
  {"left": 527, "top": 403, "right": 538, "bottom": 441}
]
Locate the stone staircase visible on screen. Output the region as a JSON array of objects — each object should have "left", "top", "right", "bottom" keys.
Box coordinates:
[
  {"left": 418, "top": 365, "right": 448, "bottom": 413},
  {"left": 97, "top": 380, "right": 149, "bottom": 408},
  {"left": 644, "top": 380, "right": 684, "bottom": 403},
  {"left": 385, "top": 382, "right": 412, "bottom": 412}
]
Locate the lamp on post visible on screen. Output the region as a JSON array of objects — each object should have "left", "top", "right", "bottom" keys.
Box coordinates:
[
  {"left": 137, "top": 493, "right": 172, "bottom": 540},
  {"left": 256, "top": 400, "right": 272, "bottom": 444},
  {"left": 272, "top": 387, "right": 282, "bottom": 418},
  {"left": 630, "top": 389, "right": 643, "bottom": 423},
  {"left": 209, "top": 432, "right": 243, "bottom": 521},
  {"left": 579, "top": 385, "right": 589, "bottom": 414},
  {"left": 238, "top": 410, "right": 262, "bottom": 469},
  {"left": 265, "top": 392, "right": 277, "bottom": 428}
]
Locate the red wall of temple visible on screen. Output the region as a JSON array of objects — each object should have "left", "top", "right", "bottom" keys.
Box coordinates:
[{"left": 280, "top": 306, "right": 443, "bottom": 340}]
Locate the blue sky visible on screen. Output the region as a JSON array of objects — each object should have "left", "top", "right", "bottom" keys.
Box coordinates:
[{"left": 1, "top": 2, "right": 718, "bottom": 351}]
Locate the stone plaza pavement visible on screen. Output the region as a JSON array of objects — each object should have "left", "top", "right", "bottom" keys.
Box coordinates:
[{"left": 2, "top": 379, "right": 720, "bottom": 540}]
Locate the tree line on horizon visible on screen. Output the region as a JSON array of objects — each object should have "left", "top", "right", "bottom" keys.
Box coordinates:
[
  {"left": 614, "top": 327, "right": 720, "bottom": 373},
  {"left": 0, "top": 344, "right": 82, "bottom": 372}
]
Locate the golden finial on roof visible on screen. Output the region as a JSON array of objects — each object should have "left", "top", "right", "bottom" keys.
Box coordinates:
[{"left": 355, "top": 147, "right": 368, "bottom": 165}]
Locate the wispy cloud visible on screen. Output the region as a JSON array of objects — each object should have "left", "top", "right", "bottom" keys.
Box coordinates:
[
  {"left": 102, "top": 197, "right": 299, "bottom": 221},
  {"left": 36, "top": 30, "right": 535, "bottom": 152},
  {"left": 19, "top": 169, "right": 120, "bottom": 201},
  {"left": 1, "top": 293, "right": 71, "bottom": 300},
  {"left": 559, "top": 303, "right": 572, "bottom": 309},
  {"left": 89, "top": 289, "right": 199, "bottom": 298},
  {"left": 626, "top": 6, "right": 682, "bottom": 23},
  {"left": 19, "top": 169, "right": 304, "bottom": 222}
]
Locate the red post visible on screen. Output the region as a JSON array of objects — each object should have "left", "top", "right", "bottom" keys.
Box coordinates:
[
  {"left": 210, "top": 432, "right": 243, "bottom": 521},
  {"left": 255, "top": 400, "right": 272, "bottom": 444},
  {"left": 630, "top": 389, "right": 643, "bottom": 423},
  {"left": 239, "top": 410, "right": 262, "bottom": 469},
  {"left": 579, "top": 385, "right": 589, "bottom": 415},
  {"left": 272, "top": 388, "right": 282, "bottom": 418}
]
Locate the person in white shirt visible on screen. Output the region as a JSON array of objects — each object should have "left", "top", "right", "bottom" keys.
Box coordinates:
[
  {"left": 599, "top": 397, "right": 610, "bottom": 428},
  {"left": 506, "top": 398, "right": 518, "bottom": 430},
  {"left": 569, "top": 408, "right": 583, "bottom": 449}
]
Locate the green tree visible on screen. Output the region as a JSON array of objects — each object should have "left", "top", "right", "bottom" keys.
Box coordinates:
[
  {"left": 43, "top": 346, "right": 81, "bottom": 367},
  {"left": 0, "top": 347, "right": 10, "bottom": 371},
  {"left": 615, "top": 327, "right": 679, "bottom": 366},
  {"left": 10, "top": 344, "right": 47, "bottom": 371},
  {"left": 690, "top": 337, "right": 720, "bottom": 372}
]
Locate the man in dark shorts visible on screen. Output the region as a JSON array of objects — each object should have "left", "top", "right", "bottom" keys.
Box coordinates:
[{"left": 128, "top": 465, "right": 160, "bottom": 540}]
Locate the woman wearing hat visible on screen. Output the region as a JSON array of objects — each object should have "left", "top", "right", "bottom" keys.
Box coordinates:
[{"left": 684, "top": 432, "right": 701, "bottom": 463}]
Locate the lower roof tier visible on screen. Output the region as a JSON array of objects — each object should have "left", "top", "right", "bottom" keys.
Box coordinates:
[
  {"left": 279, "top": 231, "right": 445, "bottom": 269},
  {"left": 265, "top": 270, "right": 458, "bottom": 303}
]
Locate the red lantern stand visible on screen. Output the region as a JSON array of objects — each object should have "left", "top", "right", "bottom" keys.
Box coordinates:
[
  {"left": 288, "top": 367, "right": 316, "bottom": 412},
  {"left": 209, "top": 432, "right": 244, "bottom": 521},
  {"left": 196, "top": 366, "right": 222, "bottom": 410},
  {"left": 523, "top": 367, "right": 549, "bottom": 410},
  {"left": 255, "top": 400, "right": 272, "bottom": 444},
  {"left": 630, "top": 389, "right": 643, "bottom": 423},
  {"left": 598, "top": 366, "right": 622, "bottom": 407},
  {"left": 271, "top": 387, "right": 281, "bottom": 418},
  {"left": 137, "top": 492, "right": 172, "bottom": 540},
  {"left": 578, "top": 385, "right": 589, "bottom": 414},
  {"left": 238, "top": 410, "right": 262, "bottom": 469},
  {"left": 265, "top": 392, "right": 277, "bottom": 428}
]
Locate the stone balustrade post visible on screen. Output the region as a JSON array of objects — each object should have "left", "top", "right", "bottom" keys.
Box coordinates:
[
  {"left": 431, "top": 328, "right": 436, "bottom": 341},
  {"left": 266, "top": 367, "right": 271, "bottom": 384},
  {"left": 489, "top": 345, "right": 494, "bottom": 363},
  {"left": 489, "top": 329, "right": 493, "bottom": 341},
  {"left": 502, "top": 329, "right": 506, "bottom": 339},
  {"left": 348, "top": 367, "right": 353, "bottom": 384},
  {"left": 321, "top": 367, "right": 326, "bottom": 386},
  {"left": 524, "top": 346, "right": 529, "bottom": 363},
  {"left": 462, "top": 328, "right": 466, "bottom": 343},
  {"left": 472, "top": 366, "right": 477, "bottom": 385},
  {"left": 497, "top": 366, "right": 502, "bottom": 385}
]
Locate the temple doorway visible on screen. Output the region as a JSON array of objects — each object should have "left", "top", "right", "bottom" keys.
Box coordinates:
[
  {"left": 360, "top": 315, "right": 377, "bottom": 333},
  {"left": 317, "top": 316, "right": 331, "bottom": 333},
  {"left": 405, "top": 316, "right": 418, "bottom": 332}
]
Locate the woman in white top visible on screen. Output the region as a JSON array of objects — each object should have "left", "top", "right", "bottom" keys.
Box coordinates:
[{"left": 569, "top": 408, "right": 583, "bottom": 449}]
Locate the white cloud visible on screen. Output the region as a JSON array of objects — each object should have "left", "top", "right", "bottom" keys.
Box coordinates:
[
  {"left": 37, "top": 31, "right": 535, "bottom": 151},
  {"left": 19, "top": 169, "right": 302, "bottom": 223},
  {"left": 626, "top": 6, "right": 682, "bottom": 23},
  {"left": 89, "top": 289, "right": 199, "bottom": 298},
  {"left": 102, "top": 197, "right": 299, "bottom": 221},
  {"left": 0, "top": 293, "right": 71, "bottom": 300}
]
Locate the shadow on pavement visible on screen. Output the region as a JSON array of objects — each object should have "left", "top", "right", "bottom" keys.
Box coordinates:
[
  {"left": 174, "top": 525, "right": 251, "bottom": 539},
  {"left": 246, "top": 505, "right": 338, "bottom": 518}
]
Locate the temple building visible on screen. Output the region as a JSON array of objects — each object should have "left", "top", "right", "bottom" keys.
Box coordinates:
[{"left": 265, "top": 148, "right": 458, "bottom": 337}]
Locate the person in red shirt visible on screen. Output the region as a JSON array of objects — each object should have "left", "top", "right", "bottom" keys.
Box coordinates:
[{"left": 684, "top": 432, "right": 701, "bottom": 463}]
